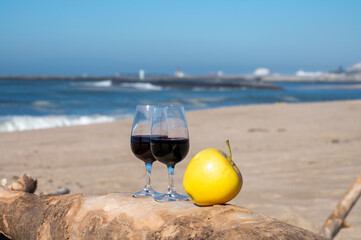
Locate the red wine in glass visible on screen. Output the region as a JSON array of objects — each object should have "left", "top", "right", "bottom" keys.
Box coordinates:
[
  {"left": 131, "top": 135, "right": 156, "bottom": 164},
  {"left": 130, "top": 105, "right": 160, "bottom": 197},
  {"left": 150, "top": 136, "right": 189, "bottom": 166},
  {"left": 150, "top": 105, "right": 190, "bottom": 202}
]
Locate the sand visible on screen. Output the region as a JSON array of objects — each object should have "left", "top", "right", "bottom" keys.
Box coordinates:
[{"left": 1, "top": 100, "right": 360, "bottom": 239}]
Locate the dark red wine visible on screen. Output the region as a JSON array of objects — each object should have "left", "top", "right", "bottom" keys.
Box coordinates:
[
  {"left": 131, "top": 135, "right": 156, "bottom": 163},
  {"left": 150, "top": 136, "right": 189, "bottom": 166}
]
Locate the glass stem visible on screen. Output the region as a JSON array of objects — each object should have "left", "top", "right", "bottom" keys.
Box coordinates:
[
  {"left": 144, "top": 163, "right": 153, "bottom": 191},
  {"left": 167, "top": 165, "right": 176, "bottom": 195}
]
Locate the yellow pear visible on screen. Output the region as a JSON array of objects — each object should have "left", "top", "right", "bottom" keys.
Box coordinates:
[{"left": 183, "top": 140, "right": 243, "bottom": 206}]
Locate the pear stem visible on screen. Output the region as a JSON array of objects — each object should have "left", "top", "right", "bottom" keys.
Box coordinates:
[{"left": 225, "top": 140, "right": 235, "bottom": 166}]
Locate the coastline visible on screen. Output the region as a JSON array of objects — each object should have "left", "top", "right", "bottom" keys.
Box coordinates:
[
  {"left": 0, "top": 100, "right": 360, "bottom": 239},
  {"left": 1, "top": 74, "right": 361, "bottom": 82},
  {"left": 0, "top": 75, "right": 283, "bottom": 90}
]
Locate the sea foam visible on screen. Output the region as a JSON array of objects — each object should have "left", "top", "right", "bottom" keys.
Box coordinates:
[
  {"left": 0, "top": 115, "right": 117, "bottom": 132},
  {"left": 73, "top": 80, "right": 113, "bottom": 88},
  {"left": 120, "top": 82, "right": 163, "bottom": 90}
]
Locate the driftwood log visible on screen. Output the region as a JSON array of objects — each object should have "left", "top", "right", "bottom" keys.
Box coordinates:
[
  {"left": 319, "top": 172, "right": 361, "bottom": 239},
  {"left": 0, "top": 175, "right": 326, "bottom": 240}
]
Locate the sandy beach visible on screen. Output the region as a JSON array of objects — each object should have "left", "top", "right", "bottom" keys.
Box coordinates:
[{"left": 1, "top": 100, "right": 360, "bottom": 239}]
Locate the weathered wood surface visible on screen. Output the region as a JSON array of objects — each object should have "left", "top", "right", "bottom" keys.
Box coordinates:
[
  {"left": 0, "top": 190, "right": 326, "bottom": 240},
  {"left": 319, "top": 172, "right": 361, "bottom": 239}
]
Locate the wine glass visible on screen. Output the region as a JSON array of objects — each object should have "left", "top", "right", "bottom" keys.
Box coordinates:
[
  {"left": 150, "top": 105, "right": 190, "bottom": 201},
  {"left": 130, "top": 105, "right": 161, "bottom": 197}
]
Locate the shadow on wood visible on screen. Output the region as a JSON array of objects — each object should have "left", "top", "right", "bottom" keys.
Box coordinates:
[{"left": 0, "top": 233, "right": 10, "bottom": 240}]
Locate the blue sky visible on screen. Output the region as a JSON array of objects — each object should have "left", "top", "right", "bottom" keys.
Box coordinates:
[{"left": 0, "top": 0, "right": 360, "bottom": 75}]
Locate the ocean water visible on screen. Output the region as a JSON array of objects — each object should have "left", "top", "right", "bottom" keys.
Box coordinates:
[{"left": 1, "top": 79, "right": 361, "bottom": 132}]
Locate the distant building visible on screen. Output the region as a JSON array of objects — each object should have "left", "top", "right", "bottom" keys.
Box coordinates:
[
  {"left": 348, "top": 62, "right": 361, "bottom": 74},
  {"left": 139, "top": 69, "right": 145, "bottom": 80},
  {"left": 296, "top": 70, "right": 324, "bottom": 77},
  {"left": 254, "top": 68, "right": 270, "bottom": 76},
  {"left": 175, "top": 68, "right": 185, "bottom": 78},
  {"left": 329, "top": 65, "right": 346, "bottom": 74}
]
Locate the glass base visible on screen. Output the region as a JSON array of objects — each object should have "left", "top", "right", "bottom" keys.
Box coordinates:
[
  {"left": 154, "top": 192, "right": 190, "bottom": 202},
  {"left": 132, "top": 189, "right": 161, "bottom": 197}
]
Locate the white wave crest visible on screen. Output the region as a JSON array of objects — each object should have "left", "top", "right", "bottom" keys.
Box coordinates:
[
  {"left": 282, "top": 96, "right": 299, "bottom": 102},
  {"left": 0, "top": 115, "right": 116, "bottom": 132},
  {"left": 77, "top": 80, "right": 112, "bottom": 87},
  {"left": 120, "top": 82, "right": 162, "bottom": 90}
]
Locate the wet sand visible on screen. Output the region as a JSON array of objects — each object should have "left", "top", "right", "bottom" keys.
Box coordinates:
[{"left": 1, "top": 100, "right": 360, "bottom": 239}]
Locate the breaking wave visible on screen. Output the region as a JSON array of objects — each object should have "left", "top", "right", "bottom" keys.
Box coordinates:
[
  {"left": 0, "top": 115, "right": 117, "bottom": 132},
  {"left": 120, "top": 82, "right": 163, "bottom": 90},
  {"left": 74, "top": 80, "right": 113, "bottom": 87}
]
